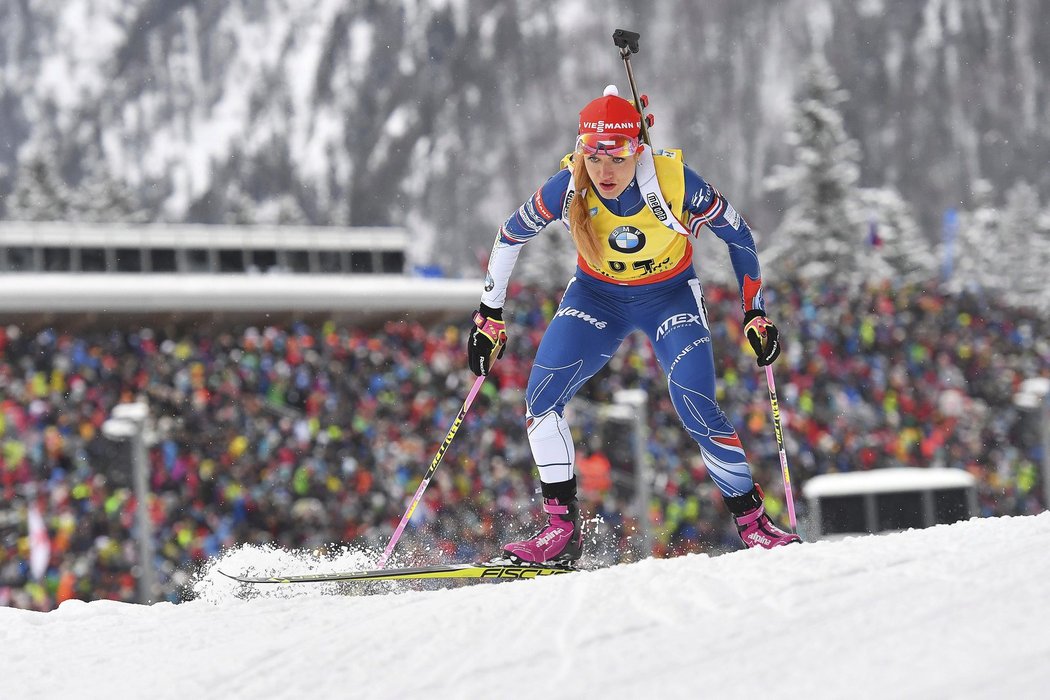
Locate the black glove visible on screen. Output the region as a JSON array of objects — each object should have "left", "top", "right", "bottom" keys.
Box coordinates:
[
  {"left": 743, "top": 309, "right": 781, "bottom": 367},
  {"left": 467, "top": 303, "right": 507, "bottom": 376}
]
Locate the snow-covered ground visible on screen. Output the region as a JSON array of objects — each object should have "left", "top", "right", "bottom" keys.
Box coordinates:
[{"left": 2, "top": 514, "right": 1048, "bottom": 699}]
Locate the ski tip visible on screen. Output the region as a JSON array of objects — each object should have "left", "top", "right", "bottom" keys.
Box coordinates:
[
  {"left": 217, "top": 569, "right": 244, "bottom": 582},
  {"left": 217, "top": 570, "right": 281, "bottom": 584}
]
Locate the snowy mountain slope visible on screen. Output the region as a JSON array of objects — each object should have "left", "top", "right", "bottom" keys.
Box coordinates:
[
  {"left": 2, "top": 1, "right": 1048, "bottom": 271},
  {"left": 2, "top": 514, "right": 1048, "bottom": 699}
]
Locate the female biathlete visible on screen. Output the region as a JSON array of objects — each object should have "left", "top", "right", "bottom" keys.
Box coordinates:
[{"left": 468, "top": 86, "right": 800, "bottom": 564}]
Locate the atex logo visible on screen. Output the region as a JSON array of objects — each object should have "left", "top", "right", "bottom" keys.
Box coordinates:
[
  {"left": 656, "top": 313, "right": 703, "bottom": 340},
  {"left": 555, "top": 306, "right": 608, "bottom": 329}
]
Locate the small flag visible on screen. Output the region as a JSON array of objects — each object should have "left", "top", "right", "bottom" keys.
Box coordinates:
[
  {"left": 867, "top": 216, "right": 882, "bottom": 248},
  {"left": 28, "top": 503, "right": 51, "bottom": 581}
]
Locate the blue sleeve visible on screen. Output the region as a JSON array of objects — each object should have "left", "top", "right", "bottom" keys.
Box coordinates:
[
  {"left": 499, "top": 169, "right": 572, "bottom": 245},
  {"left": 682, "top": 165, "right": 765, "bottom": 313}
]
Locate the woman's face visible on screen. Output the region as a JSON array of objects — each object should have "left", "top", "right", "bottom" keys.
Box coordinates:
[{"left": 583, "top": 151, "right": 640, "bottom": 199}]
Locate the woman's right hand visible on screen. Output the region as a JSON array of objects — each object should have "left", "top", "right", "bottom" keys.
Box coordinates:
[{"left": 467, "top": 304, "right": 507, "bottom": 376}]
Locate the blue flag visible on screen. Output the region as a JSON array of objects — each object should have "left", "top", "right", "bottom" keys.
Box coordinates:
[{"left": 941, "top": 208, "right": 958, "bottom": 281}]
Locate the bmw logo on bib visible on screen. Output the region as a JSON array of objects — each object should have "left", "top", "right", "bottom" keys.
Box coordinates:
[{"left": 608, "top": 226, "right": 646, "bottom": 253}]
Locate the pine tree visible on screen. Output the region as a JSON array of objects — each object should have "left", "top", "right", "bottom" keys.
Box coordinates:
[
  {"left": 951, "top": 179, "right": 1000, "bottom": 293},
  {"left": 1039, "top": 206, "right": 1050, "bottom": 306},
  {"left": 6, "top": 151, "right": 73, "bottom": 221},
  {"left": 516, "top": 225, "right": 577, "bottom": 291},
  {"left": 70, "top": 145, "right": 146, "bottom": 223},
  {"left": 223, "top": 180, "right": 258, "bottom": 225},
  {"left": 858, "top": 186, "right": 933, "bottom": 282},
  {"left": 765, "top": 54, "right": 862, "bottom": 282},
  {"left": 999, "top": 181, "right": 1043, "bottom": 305}
]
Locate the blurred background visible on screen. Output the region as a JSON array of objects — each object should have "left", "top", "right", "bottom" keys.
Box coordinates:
[{"left": 0, "top": 0, "right": 1048, "bottom": 610}]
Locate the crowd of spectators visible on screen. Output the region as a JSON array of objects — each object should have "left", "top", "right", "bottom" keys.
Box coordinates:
[{"left": 1, "top": 276, "right": 1048, "bottom": 610}]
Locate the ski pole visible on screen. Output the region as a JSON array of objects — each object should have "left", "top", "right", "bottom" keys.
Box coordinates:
[
  {"left": 377, "top": 374, "right": 487, "bottom": 568},
  {"left": 612, "top": 28, "right": 653, "bottom": 146},
  {"left": 764, "top": 364, "right": 798, "bottom": 532}
]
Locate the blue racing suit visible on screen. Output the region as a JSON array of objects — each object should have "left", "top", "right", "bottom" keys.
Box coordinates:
[{"left": 481, "top": 148, "right": 766, "bottom": 498}]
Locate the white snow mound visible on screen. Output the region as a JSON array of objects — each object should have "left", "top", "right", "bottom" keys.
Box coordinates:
[{"left": 2, "top": 513, "right": 1048, "bottom": 700}]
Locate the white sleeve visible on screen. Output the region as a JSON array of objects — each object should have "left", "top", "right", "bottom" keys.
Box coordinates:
[{"left": 480, "top": 234, "right": 523, "bottom": 309}]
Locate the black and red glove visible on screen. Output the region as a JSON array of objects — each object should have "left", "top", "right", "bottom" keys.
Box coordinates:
[
  {"left": 743, "top": 310, "right": 781, "bottom": 367},
  {"left": 467, "top": 303, "right": 508, "bottom": 376}
]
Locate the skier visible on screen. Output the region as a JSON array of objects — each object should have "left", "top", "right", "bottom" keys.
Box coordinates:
[{"left": 467, "top": 86, "right": 800, "bottom": 565}]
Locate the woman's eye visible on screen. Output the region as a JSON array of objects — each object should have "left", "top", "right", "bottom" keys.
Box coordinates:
[
  {"left": 612, "top": 157, "right": 626, "bottom": 164},
  {"left": 587, "top": 156, "right": 600, "bottom": 163}
]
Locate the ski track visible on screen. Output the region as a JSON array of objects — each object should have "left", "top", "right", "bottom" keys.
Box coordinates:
[{"left": 1, "top": 514, "right": 1048, "bottom": 699}]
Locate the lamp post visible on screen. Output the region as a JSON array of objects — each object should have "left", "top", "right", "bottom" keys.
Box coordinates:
[
  {"left": 102, "top": 401, "right": 157, "bottom": 604},
  {"left": 1012, "top": 378, "right": 1050, "bottom": 510}
]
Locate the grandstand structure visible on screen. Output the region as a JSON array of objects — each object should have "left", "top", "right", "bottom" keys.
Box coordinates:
[{"left": 0, "top": 222, "right": 479, "bottom": 322}]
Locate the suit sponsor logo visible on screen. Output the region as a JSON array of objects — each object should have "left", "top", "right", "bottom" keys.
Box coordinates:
[
  {"left": 608, "top": 225, "right": 646, "bottom": 253},
  {"left": 533, "top": 190, "right": 552, "bottom": 220},
  {"left": 518, "top": 198, "right": 546, "bottom": 233},
  {"left": 723, "top": 202, "right": 742, "bottom": 230},
  {"left": 690, "top": 184, "right": 712, "bottom": 211},
  {"left": 645, "top": 192, "right": 668, "bottom": 221},
  {"left": 555, "top": 306, "right": 608, "bottom": 329},
  {"left": 655, "top": 313, "right": 703, "bottom": 340},
  {"left": 668, "top": 337, "right": 710, "bottom": 374},
  {"left": 562, "top": 189, "right": 575, "bottom": 220}
]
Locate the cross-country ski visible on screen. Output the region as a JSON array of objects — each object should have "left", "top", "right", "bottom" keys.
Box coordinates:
[{"left": 220, "top": 559, "right": 576, "bottom": 585}]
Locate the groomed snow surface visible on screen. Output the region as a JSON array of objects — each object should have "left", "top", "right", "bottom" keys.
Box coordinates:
[{"left": 2, "top": 513, "right": 1048, "bottom": 699}]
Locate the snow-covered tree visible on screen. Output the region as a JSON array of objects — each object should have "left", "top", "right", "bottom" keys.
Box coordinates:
[
  {"left": 951, "top": 179, "right": 1000, "bottom": 293},
  {"left": 6, "top": 151, "right": 73, "bottom": 221},
  {"left": 69, "top": 146, "right": 147, "bottom": 223},
  {"left": 999, "top": 181, "right": 1044, "bottom": 305},
  {"left": 223, "top": 181, "right": 259, "bottom": 225},
  {"left": 857, "top": 186, "right": 933, "bottom": 282},
  {"left": 515, "top": 225, "right": 578, "bottom": 291},
  {"left": 765, "top": 54, "right": 863, "bottom": 282},
  {"left": 1038, "top": 205, "right": 1050, "bottom": 302}
]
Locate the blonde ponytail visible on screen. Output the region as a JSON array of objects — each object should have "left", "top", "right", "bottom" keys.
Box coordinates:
[{"left": 569, "top": 156, "right": 604, "bottom": 269}]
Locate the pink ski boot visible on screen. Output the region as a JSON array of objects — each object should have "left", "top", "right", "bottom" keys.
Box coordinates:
[
  {"left": 503, "top": 496, "right": 584, "bottom": 565},
  {"left": 725, "top": 486, "right": 801, "bottom": 549}
]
